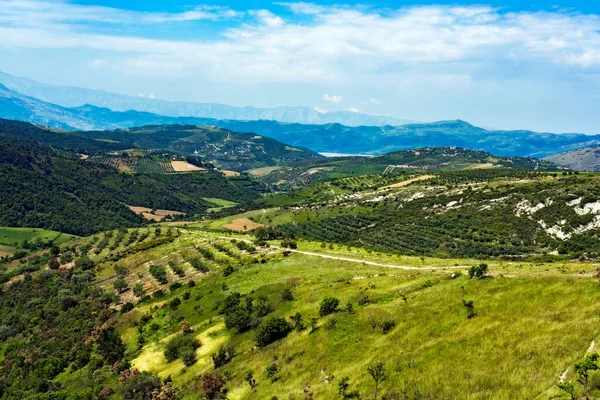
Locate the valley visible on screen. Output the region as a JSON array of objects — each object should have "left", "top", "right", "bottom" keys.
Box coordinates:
[{"left": 2, "top": 93, "right": 600, "bottom": 400}]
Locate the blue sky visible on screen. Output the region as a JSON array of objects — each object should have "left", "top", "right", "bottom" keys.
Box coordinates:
[{"left": 1, "top": 0, "right": 600, "bottom": 133}]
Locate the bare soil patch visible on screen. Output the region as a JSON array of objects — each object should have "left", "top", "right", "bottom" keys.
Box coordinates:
[
  {"left": 380, "top": 175, "right": 436, "bottom": 190},
  {"left": 223, "top": 218, "right": 264, "bottom": 231},
  {"left": 221, "top": 170, "right": 241, "bottom": 177},
  {"left": 171, "top": 161, "right": 206, "bottom": 172}
]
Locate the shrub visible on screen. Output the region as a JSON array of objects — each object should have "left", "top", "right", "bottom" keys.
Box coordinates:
[
  {"left": 224, "top": 308, "right": 253, "bottom": 333},
  {"left": 48, "top": 257, "right": 60, "bottom": 270},
  {"left": 255, "top": 317, "right": 292, "bottom": 347},
  {"left": 379, "top": 319, "right": 396, "bottom": 334},
  {"left": 121, "top": 302, "right": 134, "bottom": 314},
  {"left": 281, "top": 288, "right": 294, "bottom": 301},
  {"left": 149, "top": 264, "right": 168, "bottom": 284},
  {"left": 319, "top": 297, "right": 340, "bottom": 316},
  {"left": 122, "top": 371, "right": 162, "bottom": 400},
  {"left": 190, "top": 257, "right": 209, "bottom": 273},
  {"left": 326, "top": 317, "right": 338, "bottom": 331},
  {"left": 169, "top": 297, "right": 181, "bottom": 310},
  {"left": 133, "top": 283, "right": 145, "bottom": 297},
  {"left": 199, "top": 371, "right": 226, "bottom": 399},
  {"left": 266, "top": 363, "right": 279, "bottom": 381},
  {"left": 223, "top": 265, "right": 235, "bottom": 277},
  {"left": 164, "top": 334, "right": 201, "bottom": 363},
  {"left": 290, "top": 312, "right": 305, "bottom": 331},
  {"left": 211, "top": 344, "right": 236, "bottom": 369},
  {"left": 357, "top": 292, "right": 370, "bottom": 306},
  {"left": 468, "top": 263, "right": 488, "bottom": 279},
  {"left": 462, "top": 299, "right": 476, "bottom": 319},
  {"left": 181, "top": 347, "right": 197, "bottom": 366}
]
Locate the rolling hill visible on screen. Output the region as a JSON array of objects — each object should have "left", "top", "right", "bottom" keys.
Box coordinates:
[
  {"left": 2, "top": 81, "right": 600, "bottom": 160},
  {"left": 544, "top": 146, "right": 600, "bottom": 171},
  {"left": 248, "top": 147, "right": 561, "bottom": 190},
  {"left": 0, "top": 117, "right": 322, "bottom": 171},
  {"left": 0, "top": 129, "right": 264, "bottom": 235}
]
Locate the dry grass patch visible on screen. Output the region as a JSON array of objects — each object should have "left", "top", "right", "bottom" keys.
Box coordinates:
[
  {"left": 223, "top": 218, "right": 265, "bottom": 231},
  {"left": 380, "top": 174, "right": 436, "bottom": 189},
  {"left": 221, "top": 170, "right": 241, "bottom": 177}
]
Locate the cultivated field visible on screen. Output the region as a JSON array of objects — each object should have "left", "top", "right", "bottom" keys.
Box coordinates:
[
  {"left": 171, "top": 161, "right": 207, "bottom": 172},
  {"left": 128, "top": 206, "right": 184, "bottom": 221}
]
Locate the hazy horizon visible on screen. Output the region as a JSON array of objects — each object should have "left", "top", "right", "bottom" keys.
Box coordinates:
[{"left": 1, "top": 0, "right": 600, "bottom": 133}]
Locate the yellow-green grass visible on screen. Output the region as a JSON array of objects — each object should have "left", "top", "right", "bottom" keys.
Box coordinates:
[
  {"left": 96, "top": 233, "right": 600, "bottom": 399},
  {"left": 202, "top": 197, "right": 238, "bottom": 213},
  {"left": 0, "top": 227, "right": 76, "bottom": 247}
]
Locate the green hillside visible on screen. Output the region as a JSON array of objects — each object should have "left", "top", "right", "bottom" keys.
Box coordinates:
[
  {"left": 0, "top": 135, "right": 263, "bottom": 235},
  {"left": 2, "top": 228, "right": 600, "bottom": 399},
  {"left": 250, "top": 147, "right": 561, "bottom": 190}
]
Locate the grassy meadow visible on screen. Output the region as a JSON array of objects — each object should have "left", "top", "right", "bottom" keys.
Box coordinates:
[{"left": 38, "top": 228, "right": 600, "bottom": 399}]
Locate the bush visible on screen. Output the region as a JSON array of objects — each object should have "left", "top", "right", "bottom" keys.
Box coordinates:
[
  {"left": 190, "top": 257, "right": 209, "bottom": 273},
  {"left": 223, "top": 265, "right": 235, "bottom": 277},
  {"left": 281, "top": 288, "right": 294, "bottom": 301},
  {"left": 181, "top": 347, "right": 197, "bottom": 366},
  {"left": 357, "top": 292, "right": 370, "bottom": 306},
  {"left": 319, "top": 297, "right": 340, "bottom": 316},
  {"left": 199, "top": 371, "right": 226, "bottom": 399},
  {"left": 224, "top": 307, "right": 253, "bottom": 333},
  {"left": 255, "top": 317, "right": 292, "bottom": 347},
  {"left": 379, "top": 319, "right": 396, "bottom": 334},
  {"left": 122, "top": 371, "right": 162, "bottom": 400},
  {"left": 211, "top": 344, "right": 236, "bottom": 369},
  {"left": 149, "top": 264, "right": 168, "bottom": 284},
  {"left": 164, "top": 334, "right": 201, "bottom": 363},
  {"left": 121, "top": 302, "right": 134, "bottom": 314},
  {"left": 468, "top": 263, "right": 488, "bottom": 279},
  {"left": 169, "top": 297, "right": 182, "bottom": 310}
]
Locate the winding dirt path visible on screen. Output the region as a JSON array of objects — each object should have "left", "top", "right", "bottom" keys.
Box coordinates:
[{"left": 217, "top": 236, "right": 467, "bottom": 271}]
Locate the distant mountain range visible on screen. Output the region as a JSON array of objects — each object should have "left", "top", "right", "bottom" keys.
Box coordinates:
[
  {"left": 0, "top": 71, "right": 412, "bottom": 127},
  {"left": 2, "top": 74, "right": 600, "bottom": 159}
]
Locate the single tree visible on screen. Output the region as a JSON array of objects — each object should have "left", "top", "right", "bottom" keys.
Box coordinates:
[
  {"left": 133, "top": 282, "right": 145, "bottom": 297},
  {"left": 367, "top": 362, "right": 388, "bottom": 400},
  {"left": 575, "top": 353, "right": 599, "bottom": 395}
]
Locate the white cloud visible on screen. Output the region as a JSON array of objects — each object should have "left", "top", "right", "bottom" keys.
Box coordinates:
[
  {"left": 323, "top": 94, "right": 343, "bottom": 103},
  {"left": 313, "top": 107, "right": 327, "bottom": 113},
  {"left": 348, "top": 107, "right": 360, "bottom": 113},
  {"left": 252, "top": 10, "right": 285, "bottom": 28},
  {"left": 1, "top": 2, "right": 600, "bottom": 83},
  {"left": 89, "top": 59, "right": 107, "bottom": 67},
  {"left": 367, "top": 98, "right": 381, "bottom": 105},
  {"left": 277, "top": 2, "right": 326, "bottom": 15}
]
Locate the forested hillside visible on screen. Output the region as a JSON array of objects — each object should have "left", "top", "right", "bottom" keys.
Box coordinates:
[{"left": 0, "top": 136, "right": 263, "bottom": 235}]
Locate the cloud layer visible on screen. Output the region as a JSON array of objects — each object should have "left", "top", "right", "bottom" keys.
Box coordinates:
[{"left": 1, "top": 1, "right": 600, "bottom": 132}]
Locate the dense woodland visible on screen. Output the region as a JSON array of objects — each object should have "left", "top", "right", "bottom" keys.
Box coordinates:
[{"left": 0, "top": 134, "right": 263, "bottom": 235}]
